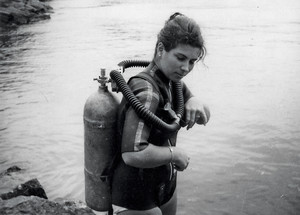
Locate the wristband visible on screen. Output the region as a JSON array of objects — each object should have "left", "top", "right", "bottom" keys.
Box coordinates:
[{"left": 168, "top": 146, "right": 173, "bottom": 163}]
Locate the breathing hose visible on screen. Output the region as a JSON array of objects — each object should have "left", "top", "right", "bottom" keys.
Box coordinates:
[
  {"left": 110, "top": 60, "right": 184, "bottom": 132},
  {"left": 118, "top": 60, "right": 150, "bottom": 72}
]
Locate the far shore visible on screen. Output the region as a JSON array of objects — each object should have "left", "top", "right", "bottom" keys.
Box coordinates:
[{"left": 0, "top": 0, "right": 53, "bottom": 29}]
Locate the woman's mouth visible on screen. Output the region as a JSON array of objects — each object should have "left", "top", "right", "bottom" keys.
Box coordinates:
[{"left": 175, "top": 73, "right": 184, "bottom": 79}]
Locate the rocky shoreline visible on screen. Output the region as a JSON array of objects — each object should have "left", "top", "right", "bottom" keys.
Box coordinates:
[
  {"left": 0, "top": 166, "right": 96, "bottom": 214},
  {"left": 0, "top": 0, "right": 53, "bottom": 28}
]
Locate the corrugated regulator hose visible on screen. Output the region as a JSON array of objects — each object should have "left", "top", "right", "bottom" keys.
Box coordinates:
[
  {"left": 118, "top": 60, "right": 150, "bottom": 71},
  {"left": 110, "top": 60, "right": 184, "bottom": 132}
]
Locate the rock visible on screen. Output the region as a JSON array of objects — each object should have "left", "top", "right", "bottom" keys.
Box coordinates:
[
  {"left": 0, "top": 166, "right": 47, "bottom": 200},
  {"left": 0, "top": 0, "right": 53, "bottom": 28},
  {"left": 0, "top": 178, "right": 48, "bottom": 200},
  {"left": 0, "top": 166, "right": 32, "bottom": 196},
  {"left": 0, "top": 166, "right": 22, "bottom": 176},
  {"left": 0, "top": 196, "right": 96, "bottom": 215},
  {"left": 0, "top": 166, "right": 97, "bottom": 214}
]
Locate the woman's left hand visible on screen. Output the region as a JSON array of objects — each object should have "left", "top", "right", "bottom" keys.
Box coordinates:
[{"left": 183, "top": 97, "right": 210, "bottom": 130}]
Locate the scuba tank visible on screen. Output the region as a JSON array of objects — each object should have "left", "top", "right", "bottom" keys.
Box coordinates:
[
  {"left": 83, "top": 61, "right": 184, "bottom": 214},
  {"left": 83, "top": 68, "right": 119, "bottom": 214}
]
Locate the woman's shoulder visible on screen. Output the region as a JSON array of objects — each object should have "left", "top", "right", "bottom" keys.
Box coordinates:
[{"left": 127, "top": 76, "right": 160, "bottom": 105}]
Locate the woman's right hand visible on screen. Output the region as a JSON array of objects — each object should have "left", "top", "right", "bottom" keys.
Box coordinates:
[{"left": 172, "top": 147, "right": 190, "bottom": 171}]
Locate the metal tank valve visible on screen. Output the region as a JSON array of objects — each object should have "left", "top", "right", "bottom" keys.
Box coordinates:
[{"left": 94, "top": 68, "right": 108, "bottom": 89}]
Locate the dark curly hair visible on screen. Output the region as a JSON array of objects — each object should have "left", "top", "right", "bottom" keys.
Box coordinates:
[{"left": 155, "top": 12, "right": 206, "bottom": 61}]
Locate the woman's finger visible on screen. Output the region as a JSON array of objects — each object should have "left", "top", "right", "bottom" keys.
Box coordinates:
[
  {"left": 200, "top": 109, "right": 208, "bottom": 125},
  {"left": 187, "top": 110, "right": 196, "bottom": 130},
  {"left": 204, "top": 105, "right": 210, "bottom": 123}
]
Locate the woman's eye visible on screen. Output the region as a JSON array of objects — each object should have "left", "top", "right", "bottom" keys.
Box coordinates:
[
  {"left": 175, "top": 55, "right": 185, "bottom": 61},
  {"left": 176, "top": 56, "right": 185, "bottom": 61}
]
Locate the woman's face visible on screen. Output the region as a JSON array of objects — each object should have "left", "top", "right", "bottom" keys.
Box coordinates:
[{"left": 158, "top": 43, "right": 201, "bottom": 82}]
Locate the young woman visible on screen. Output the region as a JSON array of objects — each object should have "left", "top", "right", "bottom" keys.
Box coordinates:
[{"left": 111, "top": 12, "right": 210, "bottom": 215}]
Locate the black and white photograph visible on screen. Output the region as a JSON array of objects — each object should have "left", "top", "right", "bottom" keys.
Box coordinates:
[{"left": 1, "top": 0, "right": 299, "bottom": 214}]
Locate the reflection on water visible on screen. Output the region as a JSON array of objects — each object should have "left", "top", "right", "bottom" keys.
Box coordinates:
[{"left": 1, "top": 0, "right": 300, "bottom": 214}]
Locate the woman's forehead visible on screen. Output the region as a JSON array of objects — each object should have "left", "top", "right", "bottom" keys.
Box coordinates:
[{"left": 171, "top": 44, "right": 201, "bottom": 59}]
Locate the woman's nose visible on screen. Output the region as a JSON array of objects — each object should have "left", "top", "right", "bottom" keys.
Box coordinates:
[{"left": 180, "top": 62, "right": 190, "bottom": 74}]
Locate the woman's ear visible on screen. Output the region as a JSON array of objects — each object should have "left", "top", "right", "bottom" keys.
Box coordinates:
[{"left": 157, "top": 42, "right": 165, "bottom": 57}]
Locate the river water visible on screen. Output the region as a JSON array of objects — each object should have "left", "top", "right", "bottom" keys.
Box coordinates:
[{"left": 1, "top": 0, "right": 300, "bottom": 214}]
